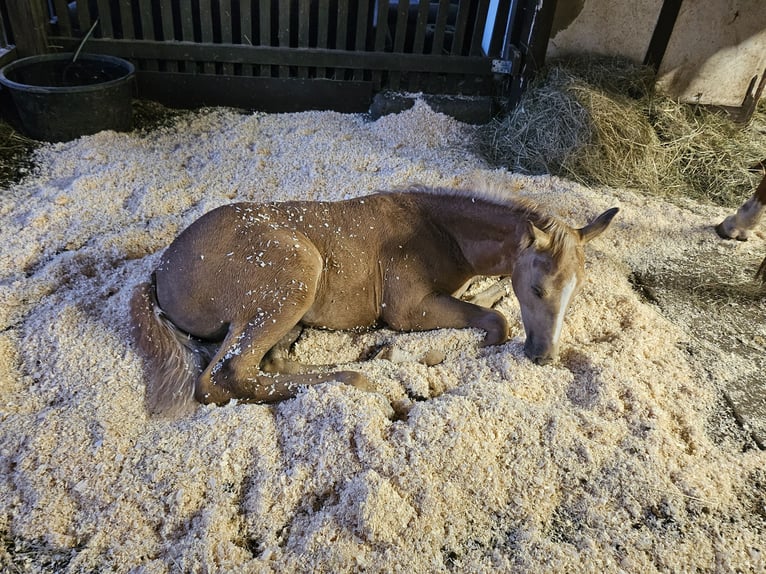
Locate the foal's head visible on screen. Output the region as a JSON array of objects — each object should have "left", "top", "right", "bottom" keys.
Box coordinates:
[{"left": 512, "top": 207, "right": 618, "bottom": 365}]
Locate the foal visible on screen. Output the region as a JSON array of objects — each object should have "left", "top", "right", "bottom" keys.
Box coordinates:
[
  {"left": 715, "top": 173, "right": 766, "bottom": 282},
  {"left": 130, "top": 187, "right": 618, "bottom": 413}
]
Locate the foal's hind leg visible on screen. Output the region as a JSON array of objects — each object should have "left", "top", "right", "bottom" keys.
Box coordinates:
[
  {"left": 195, "top": 284, "right": 371, "bottom": 405},
  {"left": 260, "top": 324, "right": 319, "bottom": 375}
]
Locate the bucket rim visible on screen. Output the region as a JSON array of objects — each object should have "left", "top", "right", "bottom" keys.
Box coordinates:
[{"left": 0, "top": 52, "right": 135, "bottom": 94}]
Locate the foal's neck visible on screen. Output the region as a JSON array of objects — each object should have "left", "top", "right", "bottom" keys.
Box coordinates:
[{"left": 419, "top": 192, "right": 530, "bottom": 276}]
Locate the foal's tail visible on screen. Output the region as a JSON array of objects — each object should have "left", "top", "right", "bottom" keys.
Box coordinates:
[{"left": 129, "top": 280, "right": 209, "bottom": 416}]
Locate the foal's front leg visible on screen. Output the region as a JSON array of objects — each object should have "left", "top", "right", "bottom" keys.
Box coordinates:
[{"left": 394, "top": 293, "right": 510, "bottom": 347}]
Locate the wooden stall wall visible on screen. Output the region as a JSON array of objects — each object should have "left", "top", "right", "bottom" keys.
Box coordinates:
[
  {"left": 0, "top": 1, "right": 559, "bottom": 115},
  {"left": 36, "top": 0, "right": 529, "bottom": 113}
]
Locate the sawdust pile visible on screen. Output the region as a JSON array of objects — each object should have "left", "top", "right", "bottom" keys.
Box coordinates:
[{"left": 0, "top": 102, "right": 764, "bottom": 573}]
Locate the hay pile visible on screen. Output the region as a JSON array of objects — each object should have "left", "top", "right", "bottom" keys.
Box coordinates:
[{"left": 478, "top": 55, "right": 765, "bottom": 206}]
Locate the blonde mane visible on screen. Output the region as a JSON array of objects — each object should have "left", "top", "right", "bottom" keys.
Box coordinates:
[{"left": 400, "top": 184, "right": 581, "bottom": 262}]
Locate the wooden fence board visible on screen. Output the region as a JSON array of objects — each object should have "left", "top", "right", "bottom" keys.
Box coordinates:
[
  {"left": 52, "top": 0, "right": 72, "bottom": 37},
  {"left": 17, "top": 0, "right": 537, "bottom": 113},
  {"left": 96, "top": 0, "right": 114, "bottom": 38},
  {"left": 54, "top": 37, "right": 494, "bottom": 76},
  {"left": 159, "top": 0, "right": 178, "bottom": 71},
  {"left": 220, "top": 0, "right": 234, "bottom": 75},
  {"left": 352, "top": 0, "right": 371, "bottom": 81},
  {"left": 470, "top": 0, "right": 491, "bottom": 56},
  {"left": 199, "top": 0, "right": 215, "bottom": 73},
  {"left": 258, "top": 0, "right": 272, "bottom": 75},
  {"left": 316, "top": 0, "right": 329, "bottom": 77},
  {"left": 119, "top": 0, "right": 135, "bottom": 40},
  {"left": 452, "top": 0, "right": 472, "bottom": 56},
  {"left": 239, "top": 0, "right": 254, "bottom": 75},
  {"left": 138, "top": 70, "right": 373, "bottom": 113}
]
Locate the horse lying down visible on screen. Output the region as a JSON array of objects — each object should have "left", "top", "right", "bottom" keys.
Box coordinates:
[
  {"left": 130, "top": 186, "right": 618, "bottom": 414},
  {"left": 716, "top": 173, "right": 766, "bottom": 282}
]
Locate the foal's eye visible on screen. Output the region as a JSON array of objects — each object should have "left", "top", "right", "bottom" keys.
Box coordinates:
[{"left": 531, "top": 285, "right": 544, "bottom": 299}]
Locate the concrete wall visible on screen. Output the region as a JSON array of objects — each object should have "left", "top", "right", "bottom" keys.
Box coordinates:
[{"left": 546, "top": 0, "right": 766, "bottom": 109}]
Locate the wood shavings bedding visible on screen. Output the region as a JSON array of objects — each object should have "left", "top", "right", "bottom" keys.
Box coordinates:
[{"left": 0, "top": 100, "right": 763, "bottom": 573}]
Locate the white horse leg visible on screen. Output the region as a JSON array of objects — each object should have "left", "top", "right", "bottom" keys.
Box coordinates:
[{"left": 716, "top": 174, "right": 766, "bottom": 240}]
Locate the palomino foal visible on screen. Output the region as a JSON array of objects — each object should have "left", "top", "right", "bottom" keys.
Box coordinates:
[
  {"left": 130, "top": 187, "right": 618, "bottom": 413},
  {"left": 716, "top": 173, "right": 766, "bottom": 282}
]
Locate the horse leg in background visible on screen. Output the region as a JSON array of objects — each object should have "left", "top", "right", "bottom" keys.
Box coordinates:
[
  {"left": 757, "top": 257, "right": 766, "bottom": 284},
  {"left": 716, "top": 173, "right": 766, "bottom": 240}
]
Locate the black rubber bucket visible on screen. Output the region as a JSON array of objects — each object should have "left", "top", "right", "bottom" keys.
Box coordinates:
[{"left": 0, "top": 53, "right": 135, "bottom": 142}]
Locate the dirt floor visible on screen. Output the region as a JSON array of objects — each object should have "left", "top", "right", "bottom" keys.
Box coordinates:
[
  {"left": 0, "top": 102, "right": 764, "bottom": 573},
  {"left": 630, "top": 235, "right": 766, "bottom": 449}
]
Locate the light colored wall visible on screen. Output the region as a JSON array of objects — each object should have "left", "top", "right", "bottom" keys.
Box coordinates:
[
  {"left": 546, "top": 0, "right": 766, "bottom": 108},
  {"left": 656, "top": 0, "right": 766, "bottom": 107},
  {"left": 547, "top": 0, "right": 662, "bottom": 62}
]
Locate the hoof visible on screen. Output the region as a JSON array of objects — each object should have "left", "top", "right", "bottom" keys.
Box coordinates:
[
  {"left": 715, "top": 219, "right": 750, "bottom": 241},
  {"left": 336, "top": 371, "right": 376, "bottom": 393},
  {"left": 420, "top": 349, "right": 446, "bottom": 366}
]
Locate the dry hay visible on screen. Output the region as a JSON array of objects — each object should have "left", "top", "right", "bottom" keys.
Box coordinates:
[
  {"left": 0, "top": 102, "right": 764, "bottom": 573},
  {"left": 0, "top": 118, "right": 38, "bottom": 189},
  {"left": 478, "top": 55, "right": 765, "bottom": 207}
]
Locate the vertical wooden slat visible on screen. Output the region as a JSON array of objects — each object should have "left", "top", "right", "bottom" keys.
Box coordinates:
[
  {"left": 298, "top": 0, "right": 310, "bottom": 46},
  {"left": 408, "top": 0, "right": 431, "bottom": 90},
  {"left": 335, "top": 0, "right": 348, "bottom": 79},
  {"left": 199, "top": 0, "right": 214, "bottom": 73},
  {"left": 75, "top": 0, "right": 92, "bottom": 38},
  {"left": 118, "top": 0, "right": 135, "bottom": 39},
  {"left": 259, "top": 0, "right": 272, "bottom": 75},
  {"left": 160, "top": 0, "right": 178, "bottom": 71},
  {"left": 178, "top": 0, "right": 195, "bottom": 72},
  {"left": 392, "top": 0, "right": 408, "bottom": 52},
  {"left": 278, "top": 0, "right": 290, "bottom": 76},
  {"left": 138, "top": 0, "right": 154, "bottom": 40},
  {"left": 412, "top": 0, "right": 430, "bottom": 53},
  {"left": 430, "top": 0, "right": 450, "bottom": 55},
  {"left": 352, "top": 0, "right": 371, "bottom": 81},
  {"left": 239, "top": 0, "right": 254, "bottom": 76},
  {"left": 52, "top": 0, "right": 72, "bottom": 37},
  {"left": 179, "top": 0, "right": 194, "bottom": 41},
  {"left": 297, "top": 0, "right": 310, "bottom": 78},
  {"left": 4, "top": 0, "right": 48, "bottom": 56},
  {"left": 96, "top": 0, "right": 115, "bottom": 38},
  {"left": 424, "top": 0, "right": 452, "bottom": 92},
  {"left": 239, "top": 0, "right": 252, "bottom": 44},
  {"left": 336, "top": 0, "right": 348, "bottom": 50},
  {"left": 371, "top": 0, "right": 389, "bottom": 89},
  {"left": 220, "top": 0, "right": 234, "bottom": 75},
  {"left": 316, "top": 0, "right": 329, "bottom": 78},
  {"left": 451, "top": 0, "right": 472, "bottom": 56},
  {"left": 136, "top": 0, "right": 157, "bottom": 71},
  {"left": 388, "top": 0, "right": 409, "bottom": 89}
]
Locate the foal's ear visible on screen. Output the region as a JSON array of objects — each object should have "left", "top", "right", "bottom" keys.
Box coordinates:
[
  {"left": 529, "top": 222, "right": 552, "bottom": 250},
  {"left": 577, "top": 207, "right": 619, "bottom": 244}
]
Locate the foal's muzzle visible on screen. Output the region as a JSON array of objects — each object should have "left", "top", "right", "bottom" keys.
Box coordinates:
[{"left": 523, "top": 338, "right": 556, "bottom": 366}]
